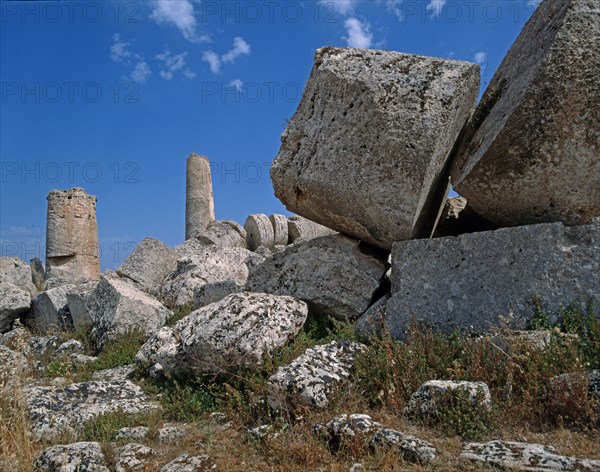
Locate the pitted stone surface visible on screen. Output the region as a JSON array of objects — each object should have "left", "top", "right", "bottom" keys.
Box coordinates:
[
  {"left": 245, "top": 214, "right": 275, "bottom": 251},
  {"left": 370, "top": 429, "right": 437, "bottom": 465},
  {"left": 24, "top": 380, "right": 160, "bottom": 440},
  {"left": 55, "top": 339, "right": 84, "bottom": 356},
  {"left": 193, "top": 280, "right": 243, "bottom": 308},
  {"left": 161, "top": 246, "right": 264, "bottom": 307},
  {"left": 159, "top": 454, "right": 213, "bottom": 472},
  {"left": 461, "top": 441, "right": 600, "bottom": 471},
  {"left": 0, "top": 282, "right": 31, "bottom": 333},
  {"left": 35, "top": 442, "right": 109, "bottom": 471},
  {"left": 287, "top": 216, "right": 337, "bottom": 243},
  {"left": 269, "top": 214, "right": 289, "bottom": 246},
  {"left": 268, "top": 340, "right": 367, "bottom": 411},
  {"left": 404, "top": 380, "right": 492, "bottom": 418},
  {"left": 136, "top": 292, "right": 308, "bottom": 375},
  {"left": 92, "top": 365, "right": 135, "bottom": 382},
  {"left": 158, "top": 425, "right": 186, "bottom": 443},
  {"left": 118, "top": 238, "right": 177, "bottom": 296},
  {"left": 452, "top": 0, "right": 600, "bottom": 227},
  {"left": 28, "top": 284, "right": 77, "bottom": 333},
  {"left": 66, "top": 281, "right": 98, "bottom": 329},
  {"left": 247, "top": 234, "right": 387, "bottom": 321},
  {"left": 116, "top": 443, "right": 155, "bottom": 472},
  {"left": 0, "top": 345, "right": 30, "bottom": 387},
  {"left": 0, "top": 256, "right": 37, "bottom": 296},
  {"left": 314, "top": 414, "right": 380, "bottom": 448},
  {"left": 385, "top": 220, "right": 600, "bottom": 339},
  {"left": 271, "top": 47, "right": 479, "bottom": 250},
  {"left": 87, "top": 276, "right": 171, "bottom": 348},
  {"left": 186, "top": 154, "right": 215, "bottom": 240},
  {"left": 116, "top": 427, "right": 150, "bottom": 442}
]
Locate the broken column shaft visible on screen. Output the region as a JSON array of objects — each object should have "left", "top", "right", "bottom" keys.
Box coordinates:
[{"left": 186, "top": 153, "right": 215, "bottom": 240}]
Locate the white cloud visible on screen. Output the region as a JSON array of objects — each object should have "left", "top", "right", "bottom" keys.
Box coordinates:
[
  {"left": 202, "top": 37, "right": 251, "bottom": 75},
  {"left": 156, "top": 49, "right": 195, "bottom": 80},
  {"left": 426, "top": 0, "right": 446, "bottom": 17},
  {"left": 385, "top": 0, "right": 404, "bottom": 20},
  {"left": 344, "top": 17, "right": 373, "bottom": 48},
  {"left": 149, "top": 0, "right": 208, "bottom": 42},
  {"left": 229, "top": 79, "right": 243, "bottom": 92},
  {"left": 110, "top": 33, "right": 132, "bottom": 63},
  {"left": 474, "top": 52, "right": 488, "bottom": 65},
  {"left": 318, "top": 0, "right": 357, "bottom": 16},
  {"left": 202, "top": 50, "right": 221, "bottom": 74},
  {"left": 129, "top": 60, "right": 151, "bottom": 84}
]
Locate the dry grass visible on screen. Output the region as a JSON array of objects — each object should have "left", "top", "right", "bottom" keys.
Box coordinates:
[{"left": 0, "top": 380, "right": 35, "bottom": 472}]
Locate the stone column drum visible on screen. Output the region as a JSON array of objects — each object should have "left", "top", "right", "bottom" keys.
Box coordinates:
[
  {"left": 46, "top": 187, "right": 100, "bottom": 283},
  {"left": 186, "top": 153, "right": 215, "bottom": 240}
]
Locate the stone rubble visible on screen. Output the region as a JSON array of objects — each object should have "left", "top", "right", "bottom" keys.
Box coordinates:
[
  {"left": 370, "top": 428, "right": 438, "bottom": 465},
  {"left": 35, "top": 442, "right": 110, "bottom": 472}
]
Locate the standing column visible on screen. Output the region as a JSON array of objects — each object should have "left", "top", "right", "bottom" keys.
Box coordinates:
[
  {"left": 46, "top": 187, "right": 100, "bottom": 284},
  {"left": 186, "top": 153, "right": 215, "bottom": 240}
]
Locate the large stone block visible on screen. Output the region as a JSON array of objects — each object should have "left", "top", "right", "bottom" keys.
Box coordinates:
[
  {"left": 383, "top": 220, "right": 599, "bottom": 339},
  {"left": 452, "top": 0, "right": 600, "bottom": 227},
  {"left": 0, "top": 256, "right": 36, "bottom": 296},
  {"left": 0, "top": 283, "right": 31, "bottom": 333},
  {"left": 271, "top": 47, "right": 480, "bottom": 250}
]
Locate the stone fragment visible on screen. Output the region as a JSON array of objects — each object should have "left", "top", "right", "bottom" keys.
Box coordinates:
[
  {"left": 24, "top": 380, "right": 160, "bottom": 440},
  {"left": 87, "top": 276, "right": 171, "bottom": 348},
  {"left": 195, "top": 220, "right": 247, "bottom": 249},
  {"left": 35, "top": 442, "right": 109, "bottom": 472},
  {"left": 0, "top": 282, "right": 31, "bottom": 333},
  {"left": 452, "top": 0, "right": 600, "bottom": 227},
  {"left": 314, "top": 414, "right": 380, "bottom": 449},
  {"left": 404, "top": 380, "right": 492, "bottom": 418},
  {"left": 66, "top": 281, "right": 98, "bottom": 329},
  {"left": 244, "top": 214, "right": 275, "bottom": 250},
  {"left": 55, "top": 339, "right": 84, "bottom": 356},
  {"left": 117, "top": 238, "right": 177, "bottom": 296},
  {"left": 45, "top": 188, "right": 100, "bottom": 285},
  {"left": 186, "top": 154, "right": 215, "bottom": 240},
  {"left": 92, "top": 365, "right": 135, "bottom": 383},
  {"left": 28, "top": 335, "right": 61, "bottom": 355},
  {"left": 159, "top": 454, "right": 213, "bottom": 472},
  {"left": 247, "top": 424, "right": 278, "bottom": 440},
  {"left": 136, "top": 292, "right": 308, "bottom": 376},
  {"left": 271, "top": 47, "right": 479, "bottom": 250},
  {"left": 247, "top": 234, "right": 387, "bottom": 321},
  {"left": 193, "top": 280, "right": 242, "bottom": 308},
  {"left": 268, "top": 340, "right": 367, "bottom": 411},
  {"left": 158, "top": 425, "right": 186, "bottom": 443},
  {"left": 27, "top": 284, "right": 77, "bottom": 333},
  {"left": 370, "top": 429, "right": 437, "bottom": 465},
  {"left": 461, "top": 441, "right": 600, "bottom": 471},
  {"left": 287, "top": 216, "right": 337, "bottom": 243},
  {"left": 116, "top": 427, "right": 149, "bottom": 442},
  {"left": 116, "top": 443, "right": 155, "bottom": 472},
  {"left": 161, "top": 246, "right": 264, "bottom": 307},
  {"left": 385, "top": 220, "right": 600, "bottom": 339},
  {"left": 30, "top": 258, "right": 46, "bottom": 291},
  {"left": 269, "top": 214, "right": 289, "bottom": 246},
  {"left": 0, "top": 256, "right": 36, "bottom": 296}
]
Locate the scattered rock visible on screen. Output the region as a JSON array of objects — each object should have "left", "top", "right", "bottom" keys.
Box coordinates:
[
  {"left": 23, "top": 380, "right": 160, "bottom": 440},
  {"left": 55, "top": 339, "right": 84, "bottom": 356},
  {"left": 268, "top": 340, "right": 367, "bottom": 411},
  {"left": 370, "top": 429, "right": 437, "bottom": 465},
  {"left": 92, "top": 365, "right": 135, "bottom": 382},
  {"left": 0, "top": 282, "right": 31, "bottom": 333},
  {"left": 28, "top": 335, "right": 62, "bottom": 355},
  {"left": 0, "top": 345, "right": 30, "bottom": 387},
  {"left": 35, "top": 442, "right": 109, "bottom": 472},
  {"left": 70, "top": 353, "right": 98, "bottom": 364},
  {"left": 385, "top": 220, "right": 600, "bottom": 339},
  {"left": 355, "top": 294, "right": 390, "bottom": 338},
  {"left": 116, "top": 443, "right": 155, "bottom": 472},
  {"left": 247, "top": 234, "right": 387, "bottom": 321},
  {"left": 159, "top": 454, "right": 213, "bottom": 472},
  {"left": 136, "top": 292, "right": 308, "bottom": 376},
  {"left": 87, "top": 276, "right": 171, "bottom": 349},
  {"left": 116, "top": 426, "right": 150, "bottom": 442},
  {"left": 550, "top": 370, "right": 600, "bottom": 401},
  {"left": 405, "top": 380, "right": 491, "bottom": 418},
  {"left": 158, "top": 425, "right": 186, "bottom": 443},
  {"left": 452, "top": 0, "right": 600, "bottom": 228},
  {"left": 26, "top": 284, "right": 78, "bottom": 333},
  {"left": 0, "top": 326, "right": 30, "bottom": 352},
  {"left": 247, "top": 424, "right": 278, "bottom": 440},
  {"left": 117, "top": 238, "right": 177, "bottom": 296},
  {"left": 461, "top": 440, "right": 600, "bottom": 471},
  {"left": 314, "top": 414, "right": 380, "bottom": 449},
  {"left": 245, "top": 214, "right": 275, "bottom": 250},
  {"left": 287, "top": 216, "right": 336, "bottom": 243}
]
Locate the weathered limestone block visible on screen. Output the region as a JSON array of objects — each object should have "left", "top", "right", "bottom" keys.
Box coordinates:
[
  {"left": 29, "top": 258, "right": 46, "bottom": 291},
  {"left": 117, "top": 238, "right": 177, "bottom": 296},
  {"left": 66, "top": 281, "right": 98, "bottom": 329},
  {"left": 271, "top": 47, "right": 480, "bottom": 250},
  {"left": 46, "top": 188, "right": 100, "bottom": 284},
  {"left": 247, "top": 234, "right": 387, "bottom": 321},
  {"left": 161, "top": 246, "right": 264, "bottom": 307},
  {"left": 24, "top": 380, "right": 160, "bottom": 440},
  {"left": 186, "top": 154, "right": 215, "bottom": 240},
  {"left": 116, "top": 427, "right": 149, "bottom": 442},
  {"left": 36, "top": 442, "right": 110, "bottom": 472},
  {"left": 0, "top": 345, "right": 31, "bottom": 387},
  {"left": 195, "top": 220, "right": 247, "bottom": 249},
  {"left": 314, "top": 414, "right": 380, "bottom": 449},
  {"left": 136, "top": 292, "right": 308, "bottom": 375},
  {"left": 27, "top": 284, "right": 77, "bottom": 333},
  {"left": 385, "top": 220, "right": 600, "bottom": 339},
  {"left": 370, "top": 429, "right": 437, "bottom": 465},
  {"left": 452, "top": 0, "right": 600, "bottom": 227},
  {"left": 0, "top": 256, "right": 36, "bottom": 296},
  {"left": 267, "top": 340, "right": 367, "bottom": 411},
  {"left": 87, "top": 276, "right": 171, "bottom": 348},
  {"left": 244, "top": 214, "right": 275, "bottom": 250},
  {"left": 0, "top": 282, "right": 31, "bottom": 333},
  {"left": 269, "top": 214, "right": 289, "bottom": 246},
  {"left": 159, "top": 454, "right": 213, "bottom": 472},
  {"left": 287, "top": 215, "right": 336, "bottom": 243},
  {"left": 354, "top": 294, "right": 390, "bottom": 338},
  {"left": 116, "top": 443, "right": 156, "bottom": 472},
  {"left": 193, "top": 280, "right": 242, "bottom": 308},
  {"left": 461, "top": 441, "right": 600, "bottom": 471}
]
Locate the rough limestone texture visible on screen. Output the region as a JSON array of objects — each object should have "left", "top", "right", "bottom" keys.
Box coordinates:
[
  {"left": 117, "top": 238, "right": 177, "bottom": 296},
  {"left": 314, "top": 414, "right": 381, "bottom": 449},
  {"left": 245, "top": 214, "right": 275, "bottom": 250},
  {"left": 269, "top": 214, "right": 289, "bottom": 246},
  {"left": 87, "top": 276, "right": 171, "bottom": 348},
  {"left": 28, "top": 284, "right": 78, "bottom": 333},
  {"left": 186, "top": 154, "right": 215, "bottom": 240},
  {"left": 196, "top": 220, "right": 247, "bottom": 249},
  {"left": 461, "top": 441, "right": 600, "bottom": 471},
  {"left": 161, "top": 246, "right": 264, "bottom": 307},
  {"left": 247, "top": 234, "right": 387, "bottom": 321},
  {"left": 452, "top": 0, "right": 600, "bottom": 227},
  {"left": 116, "top": 427, "right": 150, "bottom": 442},
  {"left": 46, "top": 188, "right": 100, "bottom": 284},
  {"left": 0, "top": 345, "right": 30, "bottom": 387},
  {"left": 0, "top": 282, "right": 31, "bottom": 333},
  {"left": 116, "top": 443, "right": 155, "bottom": 472},
  {"left": 385, "top": 220, "right": 600, "bottom": 339},
  {"left": 404, "top": 380, "right": 492, "bottom": 418},
  {"left": 136, "top": 292, "right": 308, "bottom": 375},
  {"left": 66, "top": 281, "right": 98, "bottom": 329},
  {"left": 287, "top": 215, "right": 336, "bottom": 243},
  {"left": 271, "top": 47, "right": 480, "bottom": 250},
  {"left": 0, "top": 256, "right": 36, "bottom": 296},
  {"left": 370, "top": 429, "right": 437, "bottom": 465},
  {"left": 268, "top": 340, "right": 367, "bottom": 411},
  {"left": 159, "top": 454, "right": 213, "bottom": 472},
  {"left": 36, "top": 442, "right": 110, "bottom": 472},
  {"left": 355, "top": 294, "right": 390, "bottom": 338},
  {"left": 30, "top": 258, "right": 46, "bottom": 291},
  {"left": 193, "top": 280, "right": 243, "bottom": 308}
]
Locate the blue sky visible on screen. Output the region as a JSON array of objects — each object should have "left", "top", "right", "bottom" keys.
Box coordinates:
[{"left": 1, "top": 0, "right": 540, "bottom": 269}]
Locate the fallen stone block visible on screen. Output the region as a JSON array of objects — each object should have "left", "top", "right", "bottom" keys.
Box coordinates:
[
  {"left": 370, "top": 429, "right": 437, "bottom": 465},
  {"left": 247, "top": 234, "right": 387, "bottom": 321},
  {"left": 269, "top": 214, "right": 289, "bottom": 246},
  {"left": 26, "top": 284, "right": 77, "bottom": 333},
  {"left": 36, "top": 442, "right": 110, "bottom": 472},
  {"left": 0, "top": 256, "right": 36, "bottom": 296},
  {"left": 193, "top": 280, "right": 242, "bottom": 308},
  {"left": 66, "top": 281, "right": 98, "bottom": 329},
  {"left": 159, "top": 454, "right": 213, "bottom": 472},
  {"left": 314, "top": 414, "right": 381, "bottom": 450},
  {"left": 245, "top": 214, "right": 275, "bottom": 251},
  {"left": 271, "top": 47, "right": 479, "bottom": 250},
  {"left": 0, "top": 282, "right": 31, "bottom": 333},
  {"left": 287, "top": 215, "right": 336, "bottom": 243},
  {"left": 116, "top": 443, "right": 155, "bottom": 472},
  {"left": 452, "top": 0, "right": 600, "bottom": 227},
  {"left": 179, "top": 220, "right": 247, "bottom": 254},
  {"left": 385, "top": 220, "right": 600, "bottom": 339}
]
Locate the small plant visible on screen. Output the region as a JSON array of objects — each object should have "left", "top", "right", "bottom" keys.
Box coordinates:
[
  {"left": 428, "top": 390, "right": 492, "bottom": 440},
  {"left": 167, "top": 303, "right": 196, "bottom": 326},
  {"left": 80, "top": 410, "right": 161, "bottom": 443},
  {"left": 93, "top": 329, "right": 149, "bottom": 370}
]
